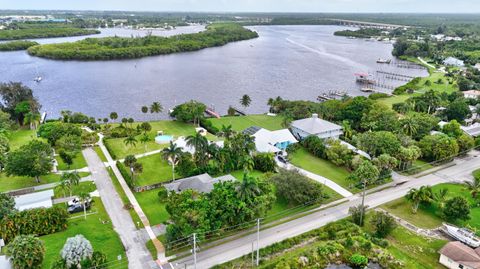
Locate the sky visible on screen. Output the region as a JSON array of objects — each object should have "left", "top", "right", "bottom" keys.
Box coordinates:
[{"left": 0, "top": 0, "right": 478, "bottom": 13}]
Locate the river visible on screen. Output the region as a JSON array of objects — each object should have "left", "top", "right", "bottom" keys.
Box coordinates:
[{"left": 0, "top": 25, "right": 428, "bottom": 120}]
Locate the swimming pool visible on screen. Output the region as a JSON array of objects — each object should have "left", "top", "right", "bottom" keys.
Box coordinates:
[{"left": 155, "top": 135, "right": 173, "bottom": 144}]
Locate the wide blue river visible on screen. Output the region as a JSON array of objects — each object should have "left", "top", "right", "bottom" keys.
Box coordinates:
[{"left": 0, "top": 25, "right": 427, "bottom": 120}]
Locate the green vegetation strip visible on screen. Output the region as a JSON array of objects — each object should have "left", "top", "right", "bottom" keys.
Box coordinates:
[
  {"left": 0, "top": 26, "right": 99, "bottom": 41},
  {"left": 0, "top": 40, "right": 39, "bottom": 51},
  {"left": 28, "top": 23, "right": 258, "bottom": 60}
]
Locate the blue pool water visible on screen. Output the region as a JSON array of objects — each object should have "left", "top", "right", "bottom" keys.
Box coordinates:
[{"left": 155, "top": 135, "right": 173, "bottom": 144}]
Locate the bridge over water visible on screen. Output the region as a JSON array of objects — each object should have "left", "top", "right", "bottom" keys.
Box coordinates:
[{"left": 328, "top": 19, "right": 412, "bottom": 30}]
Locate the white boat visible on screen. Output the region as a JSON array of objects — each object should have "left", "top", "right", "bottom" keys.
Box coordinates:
[
  {"left": 376, "top": 58, "right": 391, "bottom": 64},
  {"left": 443, "top": 223, "right": 480, "bottom": 248},
  {"left": 34, "top": 76, "right": 42, "bottom": 82}
]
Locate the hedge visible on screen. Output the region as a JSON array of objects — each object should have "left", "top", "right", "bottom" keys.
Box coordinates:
[
  {"left": 103, "top": 138, "right": 117, "bottom": 160},
  {"left": 116, "top": 161, "right": 134, "bottom": 189},
  {"left": 0, "top": 207, "right": 68, "bottom": 243}
]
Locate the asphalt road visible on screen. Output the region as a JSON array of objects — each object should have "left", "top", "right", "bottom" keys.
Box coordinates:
[{"left": 175, "top": 151, "right": 480, "bottom": 268}]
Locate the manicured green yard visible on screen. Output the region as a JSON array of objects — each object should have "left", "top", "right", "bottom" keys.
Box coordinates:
[
  {"left": 40, "top": 198, "right": 127, "bottom": 269},
  {"left": 289, "top": 148, "right": 354, "bottom": 191},
  {"left": 207, "top": 114, "right": 284, "bottom": 132},
  {"left": 134, "top": 189, "right": 169, "bottom": 226},
  {"left": 0, "top": 172, "right": 90, "bottom": 192},
  {"left": 106, "top": 120, "right": 216, "bottom": 159},
  {"left": 8, "top": 129, "right": 45, "bottom": 150},
  {"left": 382, "top": 183, "right": 480, "bottom": 230},
  {"left": 94, "top": 145, "right": 108, "bottom": 162},
  {"left": 53, "top": 181, "right": 97, "bottom": 198},
  {"left": 401, "top": 159, "right": 434, "bottom": 175},
  {"left": 55, "top": 152, "right": 88, "bottom": 170},
  {"left": 377, "top": 94, "right": 412, "bottom": 108},
  {"left": 136, "top": 153, "right": 176, "bottom": 187}
]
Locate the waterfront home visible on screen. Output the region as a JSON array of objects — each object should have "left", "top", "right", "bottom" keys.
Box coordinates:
[
  {"left": 443, "top": 57, "right": 465, "bottom": 67},
  {"left": 461, "top": 123, "right": 480, "bottom": 138},
  {"left": 439, "top": 241, "right": 480, "bottom": 269},
  {"left": 163, "top": 173, "right": 235, "bottom": 193},
  {"left": 463, "top": 90, "right": 480, "bottom": 99},
  {"left": 14, "top": 189, "right": 54, "bottom": 211},
  {"left": 290, "top": 114, "right": 343, "bottom": 140},
  {"left": 244, "top": 127, "right": 298, "bottom": 155}
]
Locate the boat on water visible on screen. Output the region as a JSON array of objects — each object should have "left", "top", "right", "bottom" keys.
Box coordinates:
[
  {"left": 376, "top": 58, "right": 391, "bottom": 64},
  {"left": 360, "top": 87, "right": 374, "bottom": 92},
  {"left": 34, "top": 76, "right": 42, "bottom": 82},
  {"left": 354, "top": 73, "right": 376, "bottom": 85},
  {"left": 443, "top": 223, "right": 480, "bottom": 248}
]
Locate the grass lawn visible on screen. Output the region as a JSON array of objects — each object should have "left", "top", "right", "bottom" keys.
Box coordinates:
[
  {"left": 377, "top": 94, "right": 412, "bottom": 108},
  {"left": 94, "top": 145, "right": 108, "bottom": 162},
  {"left": 53, "top": 181, "right": 97, "bottom": 198},
  {"left": 55, "top": 152, "right": 88, "bottom": 170},
  {"left": 40, "top": 198, "right": 127, "bottom": 269},
  {"left": 289, "top": 148, "right": 355, "bottom": 192},
  {"left": 8, "top": 129, "right": 45, "bottom": 150},
  {"left": 0, "top": 172, "right": 90, "bottom": 192},
  {"left": 134, "top": 189, "right": 169, "bottom": 226},
  {"left": 401, "top": 159, "right": 434, "bottom": 176},
  {"left": 207, "top": 114, "right": 284, "bottom": 132},
  {"left": 382, "top": 183, "right": 480, "bottom": 230},
  {"left": 106, "top": 120, "right": 216, "bottom": 159},
  {"left": 136, "top": 153, "right": 176, "bottom": 187},
  {"left": 107, "top": 167, "right": 143, "bottom": 228}
]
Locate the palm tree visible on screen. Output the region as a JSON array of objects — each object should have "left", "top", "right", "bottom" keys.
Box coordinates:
[
  {"left": 401, "top": 115, "right": 417, "bottom": 137},
  {"left": 218, "top": 125, "right": 235, "bottom": 140},
  {"left": 236, "top": 173, "right": 260, "bottom": 202},
  {"left": 341, "top": 120, "right": 353, "bottom": 141},
  {"left": 150, "top": 102, "right": 163, "bottom": 114},
  {"left": 161, "top": 142, "right": 183, "bottom": 181},
  {"left": 186, "top": 132, "right": 209, "bottom": 166},
  {"left": 141, "top": 106, "right": 149, "bottom": 114},
  {"left": 406, "top": 186, "right": 433, "bottom": 213},
  {"left": 463, "top": 177, "right": 480, "bottom": 198},
  {"left": 24, "top": 112, "right": 41, "bottom": 130},
  {"left": 78, "top": 192, "right": 91, "bottom": 220},
  {"left": 132, "top": 162, "right": 143, "bottom": 183},
  {"left": 124, "top": 155, "right": 137, "bottom": 179},
  {"left": 139, "top": 133, "right": 150, "bottom": 151},
  {"left": 281, "top": 113, "right": 293, "bottom": 129},
  {"left": 57, "top": 178, "right": 70, "bottom": 198},
  {"left": 240, "top": 94, "right": 251, "bottom": 110},
  {"left": 124, "top": 135, "right": 137, "bottom": 148},
  {"left": 109, "top": 112, "right": 118, "bottom": 122},
  {"left": 434, "top": 188, "right": 449, "bottom": 209},
  {"left": 240, "top": 155, "right": 255, "bottom": 173},
  {"left": 60, "top": 172, "right": 81, "bottom": 197}
]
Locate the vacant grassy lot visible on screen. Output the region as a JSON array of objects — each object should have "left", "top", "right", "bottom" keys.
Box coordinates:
[
  {"left": 134, "top": 189, "right": 169, "bottom": 226},
  {"left": 9, "top": 129, "right": 46, "bottom": 150},
  {"left": 55, "top": 152, "right": 88, "bottom": 170},
  {"left": 135, "top": 153, "right": 176, "bottom": 187},
  {"left": 40, "top": 198, "right": 127, "bottom": 269},
  {"left": 106, "top": 120, "right": 216, "bottom": 159},
  {"left": 207, "top": 114, "right": 284, "bottom": 132},
  {"left": 382, "top": 183, "right": 480, "bottom": 230},
  {"left": 289, "top": 148, "right": 354, "bottom": 191}
]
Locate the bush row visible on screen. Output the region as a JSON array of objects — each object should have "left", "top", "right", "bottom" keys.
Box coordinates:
[{"left": 116, "top": 161, "right": 134, "bottom": 189}]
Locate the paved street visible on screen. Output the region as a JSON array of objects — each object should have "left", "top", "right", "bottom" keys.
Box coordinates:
[
  {"left": 175, "top": 151, "right": 480, "bottom": 268},
  {"left": 83, "top": 148, "right": 156, "bottom": 269}
]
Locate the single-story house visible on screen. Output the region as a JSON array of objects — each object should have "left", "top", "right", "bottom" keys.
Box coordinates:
[
  {"left": 0, "top": 255, "right": 11, "bottom": 269},
  {"left": 244, "top": 127, "right": 298, "bottom": 154},
  {"left": 14, "top": 189, "right": 54, "bottom": 211},
  {"left": 462, "top": 123, "right": 480, "bottom": 138},
  {"left": 164, "top": 173, "right": 235, "bottom": 193},
  {"left": 443, "top": 57, "right": 465, "bottom": 67},
  {"left": 439, "top": 241, "right": 480, "bottom": 269},
  {"left": 290, "top": 113, "right": 343, "bottom": 140},
  {"left": 464, "top": 90, "right": 480, "bottom": 99}
]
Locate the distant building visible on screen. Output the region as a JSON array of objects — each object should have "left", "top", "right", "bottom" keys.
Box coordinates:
[
  {"left": 244, "top": 127, "right": 298, "bottom": 154},
  {"left": 444, "top": 57, "right": 465, "bottom": 67},
  {"left": 474, "top": 63, "right": 480, "bottom": 71},
  {"left": 290, "top": 114, "right": 343, "bottom": 140},
  {"left": 462, "top": 123, "right": 480, "bottom": 138},
  {"left": 439, "top": 241, "right": 480, "bottom": 269},
  {"left": 14, "top": 189, "right": 54, "bottom": 211},
  {"left": 164, "top": 173, "right": 235, "bottom": 193},
  {"left": 463, "top": 90, "right": 480, "bottom": 99}
]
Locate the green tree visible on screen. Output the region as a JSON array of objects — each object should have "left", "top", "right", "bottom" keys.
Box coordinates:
[
  {"left": 0, "top": 192, "right": 16, "bottom": 219},
  {"left": 442, "top": 196, "right": 470, "bottom": 222},
  {"left": 434, "top": 188, "right": 449, "bottom": 209},
  {"left": 124, "top": 155, "right": 137, "bottom": 180},
  {"left": 58, "top": 150, "right": 74, "bottom": 169},
  {"left": 24, "top": 112, "right": 41, "bottom": 130},
  {"left": 360, "top": 103, "right": 399, "bottom": 132},
  {"left": 464, "top": 177, "right": 480, "bottom": 198},
  {"left": 0, "top": 82, "right": 40, "bottom": 123},
  {"left": 60, "top": 172, "right": 80, "bottom": 197},
  {"left": 372, "top": 154, "right": 398, "bottom": 180},
  {"left": 350, "top": 160, "right": 379, "bottom": 225},
  {"left": 123, "top": 135, "right": 137, "bottom": 148},
  {"left": 109, "top": 112, "right": 118, "bottom": 122},
  {"left": 325, "top": 139, "right": 354, "bottom": 167},
  {"left": 370, "top": 211, "right": 397, "bottom": 238},
  {"left": 457, "top": 134, "right": 475, "bottom": 154},
  {"left": 171, "top": 101, "right": 206, "bottom": 126},
  {"left": 442, "top": 120, "right": 464, "bottom": 138},
  {"left": 445, "top": 99, "right": 471, "bottom": 122},
  {"left": 418, "top": 134, "right": 459, "bottom": 162},
  {"left": 6, "top": 235, "right": 45, "bottom": 269},
  {"left": 218, "top": 124, "right": 235, "bottom": 140},
  {"left": 236, "top": 173, "right": 261, "bottom": 202},
  {"left": 139, "top": 133, "right": 150, "bottom": 151},
  {"left": 356, "top": 131, "right": 401, "bottom": 157},
  {"left": 186, "top": 132, "right": 209, "bottom": 167},
  {"left": 160, "top": 141, "right": 183, "bottom": 181},
  {"left": 5, "top": 140, "right": 53, "bottom": 183},
  {"left": 349, "top": 204, "right": 368, "bottom": 226},
  {"left": 271, "top": 169, "right": 325, "bottom": 205},
  {"left": 141, "top": 106, "right": 148, "bottom": 114},
  {"left": 406, "top": 186, "right": 433, "bottom": 213},
  {"left": 79, "top": 192, "right": 91, "bottom": 220},
  {"left": 240, "top": 94, "right": 251, "bottom": 110},
  {"left": 150, "top": 102, "right": 163, "bottom": 114}
]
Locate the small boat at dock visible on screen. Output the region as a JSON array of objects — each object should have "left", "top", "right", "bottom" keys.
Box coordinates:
[
  {"left": 376, "top": 58, "right": 391, "bottom": 64},
  {"left": 354, "top": 73, "right": 376, "bottom": 84},
  {"left": 34, "top": 76, "right": 42, "bottom": 82},
  {"left": 442, "top": 223, "right": 480, "bottom": 248}
]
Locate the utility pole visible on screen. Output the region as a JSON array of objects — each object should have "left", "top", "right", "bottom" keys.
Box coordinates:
[
  {"left": 256, "top": 218, "right": 260, "bottom": 266},
  {"left": 251, "top": 241, "right": 254, "bottom": 267},
  {"left": 193, "top": 233, "right": 197, "bottom": 269}
]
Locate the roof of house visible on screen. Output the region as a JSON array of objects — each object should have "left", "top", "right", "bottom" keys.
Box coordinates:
[
  {"left": 464, "top": 90, "right": 480, "bottom": 96},
  {"left": 164, "top": 173, "right": 235, "bottom": 193},
  {"left": 462, "top": 123, "right": 480, "bottom": 137},
  {"left": 251, "top": 128, "right": 298, "bottom": 153},
  {"left": 243, "top": 126, "right": 262, "bottom": 136},
  {"left": 443, "top": 57, "right": 465, "bottom": 67},
  {"left": 0, "top": 256, "right": 11, "bottom": 269},
  {"left": 291, "top": 114, "right": 342, "bottom": 135},
  {"left": 440, "top": 241, "right": 480, "bottom": 269},
  {"left": 14, "top": 189, "right": 54, "bottom": 211}
]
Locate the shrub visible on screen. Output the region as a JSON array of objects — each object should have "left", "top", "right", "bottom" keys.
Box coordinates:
[
  {"left": 103, "top": 138, "right": 117, "bottom": 160},
  {"left": 37, "top": 122, "right": 82, "bottom": 145},
  {"left": 0, "top": 207, "right": 68, "bottom": 243},
  {"left": 61, "top": 235, "right": 94, "bottom": 268},
  {"left": 199, "top": 118, "right": 219, "bottom": 135},
  {"left": 158, "top": 187, "right": 168, "bottom": 202},
  {"left": 253, "top": 153, "right": 277, "bottom": 172},
  {"left": 301, "top": 135, "right": 326, "bottom": 158},
  {"left": 6, "top": 235, "right": 45, "bottom": 269},
  {"left": 0, "top": 192, "right": 16, "bottom": 219},
  {"left": 349, "top": 253, "right": 368, "bottom": 268},
  {"left": 116, "top": 161, "right": 134, "bottom": 189},
  {"left": 271, "top": 169, "right": 326, "bottom": 206},
  {"left": 349, "top": 204, "right": 368, "bottom": 226},
  {"left": 370, "top": 211, "right": 397, "bottom": 238},
  {"left": 0, "top": 40, "right": 39, "bottom": 51},
  {"left": 368, "top": 93, "right": 390, "bottom": 100},
  {"left": 442, "top": 196, "right": 470, "bottom": 222}
]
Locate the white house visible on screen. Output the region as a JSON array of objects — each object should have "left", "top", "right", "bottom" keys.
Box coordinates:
[
  {"left": 463, "top": 90, "right": 480, "bottom": 99},
  {"left": 290, "top": 114, "right": 343, "bottom": 140},
  {"left": 439, "top": 241, "right": 480, "bottom": 269},
  {"left": 462, "top": 123, "right": 480, "bottom": 138},
  {"left": 250, "top": 128, "right": 298, "bottom": 154},
  {"left": 164, "top": 173, "right": 235, "bottom": 193},
  {"left": 14, "top": 189, "right": 54, "bottom": 211},
  {"left": 443, "top": 57, "right": 465, "bottom": 67}
]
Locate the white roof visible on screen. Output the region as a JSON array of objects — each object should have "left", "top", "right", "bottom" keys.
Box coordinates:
[
  {"left": 462, "top": 123, "right": 480, "bottom": 137},
  {"left": 173, "top": 137, "right": 223, "bottom": 154},
  {"left": 338, "top": 140, "right": 371, "bottom": 160},
  {"left": 14, "top": 189, "right": 54, "bottom": 211},
  {"left": 253, "top": 128, "right": 297, "bottom": 153},
  {"left": 443, "top": 57, "right": 465, "bottom": 67},
  {"left": 291, "top": 114, "right": 342, "bottom": 135},
  {"left": 0, "top": 256, "right": 11, "bottom": 269}
]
